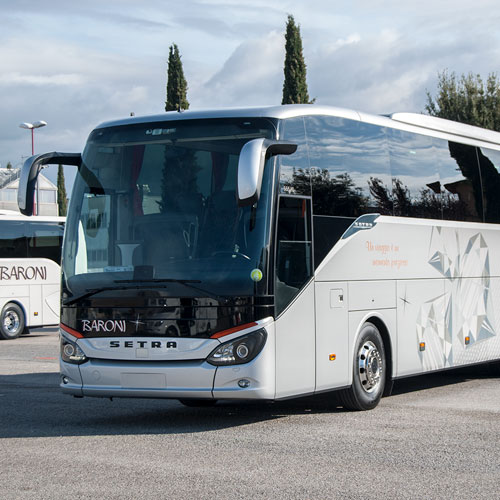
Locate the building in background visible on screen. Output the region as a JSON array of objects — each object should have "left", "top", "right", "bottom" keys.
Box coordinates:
[{"left": 0, "top": 168, "right": 58, "bottom": 215}]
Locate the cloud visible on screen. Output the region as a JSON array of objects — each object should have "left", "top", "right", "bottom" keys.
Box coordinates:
[
  {"left": 0, "top": 73, "right": 85, "bottom": 86},
  {"left": 198, "top": 31, "right": 284, "bottom": 107},
  {"left": 2, "top": 0, "right": 500, "bottom": 180}
]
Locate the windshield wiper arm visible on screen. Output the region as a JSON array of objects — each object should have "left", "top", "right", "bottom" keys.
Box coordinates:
[
  {"left": 63, "top": 279, "right": 231, "bottom": 306},
  {"left": 63, "top": 285, "right": 141, "bottom": 306}
]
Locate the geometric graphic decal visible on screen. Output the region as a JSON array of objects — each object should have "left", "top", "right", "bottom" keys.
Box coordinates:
[
  {"left": 416, "top": 228, "right": 496, "bottom": 369},
  {"left": 416, "top": 292, "right": 452, "bottom": 369}
]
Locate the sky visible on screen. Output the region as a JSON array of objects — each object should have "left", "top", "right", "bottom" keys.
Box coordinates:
[{"left": 2, "top": 0, "right": 500, "bottom": 191}]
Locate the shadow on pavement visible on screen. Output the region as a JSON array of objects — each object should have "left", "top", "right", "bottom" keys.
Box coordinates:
[
  {"left": 1, "top": 363, "right": 497, "bottom": 439},
  {"left": 391, "top": 362, "right": 497, "bottom": 395},
  {"left": 0, "top": 372, "right": 344, "bottom": 439}
]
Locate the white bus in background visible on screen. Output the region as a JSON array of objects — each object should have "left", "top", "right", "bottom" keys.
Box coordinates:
[
  {"left": 0, "top": 211, "right": 65, "bottom": 339},
  {"left": 17, "top": 106, "right": 500, "bottom": 410}
]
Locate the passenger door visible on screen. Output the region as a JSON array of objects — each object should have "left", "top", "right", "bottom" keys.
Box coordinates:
[{"left": 274, "top": 196, "right": 316, "bottom": 398}]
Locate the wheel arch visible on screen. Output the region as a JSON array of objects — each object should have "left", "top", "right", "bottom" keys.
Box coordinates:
[
  {"left": 1, "top": 299, "right": 28, "bottom": 319},
  {"left": 363, "top": 314, "right": 394, "bottom": 396},
  {"left": 0, "top": 300, "right": 28, "bottom": 339},
  {"left": 8, "top": 300, "right": 28, "bottom": 322}
]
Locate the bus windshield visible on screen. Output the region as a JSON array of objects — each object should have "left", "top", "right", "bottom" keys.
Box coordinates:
[{"left": 62, "top": 118, "right": 277, "bottom": 303}]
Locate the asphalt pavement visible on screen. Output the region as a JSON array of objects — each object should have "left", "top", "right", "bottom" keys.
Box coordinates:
[{"left": 1, "top": 328, "right": 499, "bottom": 499}]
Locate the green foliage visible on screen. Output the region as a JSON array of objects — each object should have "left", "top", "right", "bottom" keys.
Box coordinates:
[
  {"left": 165, "top": 44, "right": 189, "bottom": 112},
  {"left": 57, "top": 164, "right": 67, "bottom": 216},
  {"left": 6, "top": 162, "right": 12, "bottom": 170},
  {"left": 282, "top": 15, "right": 313, "bottom": 105},
  {"left": 425, "top": 71, "right": 500, "bottom": 131},
  {"left": 158, "top": 148, "right": 199, "bottom": 213},
  {"left": 289, "top": 168, "right": 367, "bottom": 215}
]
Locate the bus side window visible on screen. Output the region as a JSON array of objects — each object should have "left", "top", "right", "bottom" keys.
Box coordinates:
[
  {"left": 275, "top": 196, "right": 313, "bottom": 315},
  {"left": 0, "top": 221, "right": 27, "bottom": 259},
  {"left": 435, "top": 138, "right": 483, "bottom": 222},
  {"left": 475, "top": 146, "right": 500, "bottom": 223},
  {"left": 27, "top": 223, "right": 64, "bottom": 264}
]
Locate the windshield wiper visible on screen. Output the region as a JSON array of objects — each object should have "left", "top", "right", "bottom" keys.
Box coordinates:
[
  {"left": 62, "top": 283, "right": 165, "bottom": 306},
  {"left": 63, "top": 279, "right": 230, "bottom": 306}
]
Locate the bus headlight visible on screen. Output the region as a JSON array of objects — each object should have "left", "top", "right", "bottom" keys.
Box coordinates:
[
  {"left": 207, "top": 329, "right": 267, "bottom": 366},
  {"left": 60, "top": 336, "right": 87, "bottom": 365}
]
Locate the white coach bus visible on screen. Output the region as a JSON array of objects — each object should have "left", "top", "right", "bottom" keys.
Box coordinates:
[
  {"left": 17, "top": 105, "right": 500, "bottom": 409},
  {"left": 0, "top": 211, "right": 64, "bottom": 339}
]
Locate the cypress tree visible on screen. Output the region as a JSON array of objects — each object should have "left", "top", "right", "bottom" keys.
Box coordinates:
[
  {"left": 57, "top": 164, "right": 67, "bottom": 216},
  {"left": 282, "top": 15, "right": 313, "bottom": 105},
  {"left": 165, "top": 44, "right": 189, "bottom": 112}
]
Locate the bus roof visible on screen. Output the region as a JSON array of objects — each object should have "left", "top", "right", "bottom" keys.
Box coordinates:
[
  {"left": 0, "top": 211, "right": 65, "bottom": 223},
  {"left": 95, "top": 104, "right": 500, "bottom": 151}
]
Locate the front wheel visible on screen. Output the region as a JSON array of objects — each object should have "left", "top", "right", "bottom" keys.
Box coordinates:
[
  {"left": 0, "top": 303, "right": 26, "bottom": 340},
  {"left": 339, "top": 322, "right": 386, "bottom": 411}
]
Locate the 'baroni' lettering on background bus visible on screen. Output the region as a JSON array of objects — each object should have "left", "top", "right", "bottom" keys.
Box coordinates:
[
  {"left": 81, "top": 319, "right": 127, "bottom": 333},
  {"left": 0, "top": 265, "right": 47, "bottom": 281}
]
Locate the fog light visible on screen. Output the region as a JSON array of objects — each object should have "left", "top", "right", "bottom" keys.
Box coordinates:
[
  {"left": 62, "top": 376, "right": 69, "bottom": 385},
  {"left": 238, "top": 379, "right": 250, "bottom": 388}
]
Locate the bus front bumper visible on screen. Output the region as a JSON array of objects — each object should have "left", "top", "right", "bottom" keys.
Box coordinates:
[{"left": 60, "top": 347, "right": 275, "bottom": 400}]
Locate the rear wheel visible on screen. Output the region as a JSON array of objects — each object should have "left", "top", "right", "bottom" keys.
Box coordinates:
[
  {"left": 0, "top": 303, "right": 26, "bottom": 340},
  {"left": 339, "top": 322, "right": 386, "bottom": 411}
]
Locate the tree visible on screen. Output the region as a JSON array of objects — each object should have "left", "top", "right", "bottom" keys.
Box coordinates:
[
  {"left": 425, "top": 71, "right": 500, "bottom": 131},
  {"left": 288, "top": 168, "right": 367, "bottom": 216},
  {"left": 165, "top": 44, "right": 189, "bottom": 112},
  {"left": 6, "top": 162, "right": 12, "bottom": 170},
  {"left": 57, "top": 164, "right": 67, "bottom": 216},
  {"left": 282, "top": 15, "right": 313, "bottom": 105}
]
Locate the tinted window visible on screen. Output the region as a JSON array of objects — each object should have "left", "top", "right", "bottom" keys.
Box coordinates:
[
  {"left": 279, "top": 117, "right": 310, "bottom": 196},
  {"left": 275, "top": 196, "right": 313, "bottom": 315},
  {"left": 389, "top": 130, "right": 440, "bottom": 219},
  {"left": 476, "top": 147, "right": 500, "bottom": 223},
  {"left": 26, "top": 222, "right": 64, "bottom": 263},
  {"left": 305, "top": 116, "right": 392, "bottom": 217},
  {"left": 0, "top": 221, "right": 27, "bottom": 258},
  {"left": 434, "top": 138, "right": 483, "bottom": 222}
]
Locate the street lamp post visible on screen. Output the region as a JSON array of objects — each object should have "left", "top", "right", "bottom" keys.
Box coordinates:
[
  {"left": 19, "top": 121, "right": 47, "bottom": 215},
  {"left": 19, "top": 121, "right": 47, "bottom": 156}
]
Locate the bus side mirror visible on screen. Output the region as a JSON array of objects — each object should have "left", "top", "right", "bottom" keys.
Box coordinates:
[
  {"left": 18, "top": 152, "right": 81, "bottom": 215},
  {"left": 237, "top": 139, "right": 297, "bottom": 206}
]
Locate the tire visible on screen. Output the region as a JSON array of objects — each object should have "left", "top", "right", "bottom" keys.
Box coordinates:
[
  {"left": 339, "top": 322, "right": 386, "bottom": 411},
  {"left": 178, "top": 399, "right": 218, "bottom": 407},
  {"left": 0, "top": 303, "right": 26, "bottom": 340}
]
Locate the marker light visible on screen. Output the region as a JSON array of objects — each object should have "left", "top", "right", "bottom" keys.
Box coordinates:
[
  {"left": 419, "top": 342, "right": 426, "bottom": 351},
  {"left": 207, "top": 329, "right": 267, "bottom": 366},
  {"left": 60, "top": 335, "right": 87, "bottom": 364}
]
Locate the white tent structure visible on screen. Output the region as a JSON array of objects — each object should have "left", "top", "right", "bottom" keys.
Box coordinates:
[{"left": 0, "top": 168, "right": 58, "bottom": 215}]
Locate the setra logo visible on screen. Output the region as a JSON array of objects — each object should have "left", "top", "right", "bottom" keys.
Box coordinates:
[{"left": 109, "top": 340, "right": 178, "bottom": 349}]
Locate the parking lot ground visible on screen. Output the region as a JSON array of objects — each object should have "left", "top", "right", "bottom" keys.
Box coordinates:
[{"left": 1, "top": 328, "right": 499, "bottom": 499}]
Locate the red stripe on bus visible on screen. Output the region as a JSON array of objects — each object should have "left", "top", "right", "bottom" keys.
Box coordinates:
[
  {"left": 210, "top": 322, "right": 258, "bottom": 339},
  {"left": 60, "top": 323, "right": 84, "bottom": 339}
]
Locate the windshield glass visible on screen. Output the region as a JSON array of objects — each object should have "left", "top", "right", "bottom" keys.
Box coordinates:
[{"left": 62, "top": 118, "right": 277, "bottom": 302}]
